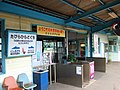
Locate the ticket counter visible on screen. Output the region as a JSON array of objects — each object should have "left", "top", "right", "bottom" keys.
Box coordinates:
[
  {"left": 76, "top": 57, "right": 106, "bottom": 72},
  {"left": 56, "top": 61, "right": 94, "bottom": 88}
]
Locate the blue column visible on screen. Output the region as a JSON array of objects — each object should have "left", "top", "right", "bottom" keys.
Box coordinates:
[
  {"left": 90, "top": 32, "right": 93, "bottom": 57},
  {"left": 85, "top": 36, "right": 88, "bottom": 57},
  {"left": 1, "top": 19, "right": 6, "bottom": 73}
]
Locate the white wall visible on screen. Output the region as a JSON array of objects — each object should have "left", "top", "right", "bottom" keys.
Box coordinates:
[
  {"left": 100, "top": 43, "right": 105, "bottom": 57},
  {"left": 97, "top": 33, "right": 108, "bottom": 43},
  {"left": 109, "top": 52, "right": 119, "bottom": 62},
  {"left": 0, "top": 56, "right": 32, "bottom": 89}
]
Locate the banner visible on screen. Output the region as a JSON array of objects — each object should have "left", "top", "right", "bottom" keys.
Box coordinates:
[
  {"left": 94, "top": 34, "right": 98, "bottom": 54},
  {"left": 90, "top": 61, "right": 94, "bottom": 79},
  {"left": 37, "top": 26, "right": 65, "bottom": 37},
  {"left": 32, "top": 41, "right": 43, "bottom": 68},
  {"left": 7, "top": 30, "right": 37, "bottom": 57}
]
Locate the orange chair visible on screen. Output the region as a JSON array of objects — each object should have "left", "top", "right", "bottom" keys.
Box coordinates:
[{"left": 3, "top": 76, "right": 24, "bottom": 90}]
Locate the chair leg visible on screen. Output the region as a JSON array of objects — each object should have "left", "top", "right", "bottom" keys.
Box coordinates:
[
  {"left": 30, "top": 88, "right": 33, "bottom": 90},
  {"left": 25, "top": 88, "right": 34, "bottom": 90}
]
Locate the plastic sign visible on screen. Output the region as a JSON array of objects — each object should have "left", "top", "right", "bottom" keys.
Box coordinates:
[
  {"left": 37, "top": 26, "right": 65, "bottom": 37},
  {"left": 7, "top": 30, "right": 37, "bottom": 57},
  {"left": 90, "top": 61, "right": 94, "bottom": 79},
  {"left": 94, "top": 34, "right": 98, "bottom": 54},
  {"left": 32, "top": 41, "right": 43, "bottom": 68},
  {"left": 76, "top": 66, "right": 82, "bottom": 75}
]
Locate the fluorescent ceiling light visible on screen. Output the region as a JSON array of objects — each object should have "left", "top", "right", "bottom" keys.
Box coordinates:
[
  {"left": 108, "top": 12, "right": 118, "bottom": 18},
  {"left": 65, "top": 27, "right": 87, "bottom": 33}
]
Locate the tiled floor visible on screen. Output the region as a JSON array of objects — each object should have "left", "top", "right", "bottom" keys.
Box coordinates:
[{"left": 49, "top": 62, "right": 120, "bottom": 90}]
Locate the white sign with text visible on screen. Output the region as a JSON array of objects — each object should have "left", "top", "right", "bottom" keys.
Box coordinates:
[
  {"left": 76, "top": 66, "right": 82, "bottom": 75},
  {"left": 7, "top": 30, "right": 36, "bottom": 57}
]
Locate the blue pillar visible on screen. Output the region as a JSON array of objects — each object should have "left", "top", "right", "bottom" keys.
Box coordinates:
[
  {"left": 90, "top": 32, "right": 93, "bottom": 57},
  {"left": 85, "top": 36, "right": 88, "bottom": 57},
  {"left": 1, "top": 19, "right": 6, "bottom": 73}
]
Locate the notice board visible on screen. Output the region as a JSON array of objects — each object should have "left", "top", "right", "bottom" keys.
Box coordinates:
[{"left": 7, "top": 30, "right": 37, "bottom": 57}]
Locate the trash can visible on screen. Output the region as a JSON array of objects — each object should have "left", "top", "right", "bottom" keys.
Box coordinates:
[{"left": 33, "top": 70, "right": 48, "bottom": 90}]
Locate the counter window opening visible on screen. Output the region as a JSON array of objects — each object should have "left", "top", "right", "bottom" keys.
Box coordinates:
[{"left": 0, "top": 19, "right": 5, "bottom": 74}]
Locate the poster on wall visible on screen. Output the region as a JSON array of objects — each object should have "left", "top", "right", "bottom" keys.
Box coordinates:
[
  {"left": 7, "top": 30, "right": 37, "bottom": 57},
  {"left": 94, "top": 34, "right": 98, "bottom": 54},
  {"left": 32, "top": 41, "right": 43, "bottom": 68},
  {"left": 43, "top": 51, "right": 53, "bottom": 64}
]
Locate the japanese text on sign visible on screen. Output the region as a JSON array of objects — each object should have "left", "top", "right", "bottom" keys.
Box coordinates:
[
  {"left": 7, "top": 30, "right": 37, "bottom": 57},
  {"left": 37, "top": 26, "right": 65, "bottom": 37}
]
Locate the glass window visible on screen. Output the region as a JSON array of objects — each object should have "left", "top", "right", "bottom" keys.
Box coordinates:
[{"left": 114, "top": 45, "right": 118, "bottom": 52}]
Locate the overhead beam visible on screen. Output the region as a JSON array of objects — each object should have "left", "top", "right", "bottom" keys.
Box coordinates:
[
  {"left": 98, "top": 0, "right": 112, "bottom": 12},
  {"left": 92, "top": 18, "right": 120, "bottom": 33},
  {"left": 61, "top": 0, "right": 105, "bottom": 23},
  {"left": 98, "top": 0, "right": 118, "bottom": 18},
  {"left": 61, "top": 0, "right": 84, "bottom": 13},
  {"left": 66, "top": 0, "right": 120, "bottom": 23},
  {"left": 0, "top": 2, "right": 91, "bottom": 30}
]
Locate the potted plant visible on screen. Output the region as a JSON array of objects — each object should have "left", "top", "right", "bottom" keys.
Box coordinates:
[{"left": 68, "top": 54, "right": 76, "bottom": 63}]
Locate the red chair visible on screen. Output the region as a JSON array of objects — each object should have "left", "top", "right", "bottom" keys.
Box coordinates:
[{"left": 3, "top": 76, "right": 24, "bottom": 90}]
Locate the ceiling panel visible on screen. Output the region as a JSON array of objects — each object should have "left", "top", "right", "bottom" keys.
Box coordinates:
[
  {"left": 103, "top": 0, "right": 117, "bottom": 4},
  {"left": 93, "top": 10, "right": 113, "bottom": 21},
  {"left": 4, "top": 0, "right": 120, "bottom": 28},
  {"left": 67, "top": 0, "right": 101, "bottom": 11},
  {"left": 112, "top": 4, "right": 120, "bottom": 17}
]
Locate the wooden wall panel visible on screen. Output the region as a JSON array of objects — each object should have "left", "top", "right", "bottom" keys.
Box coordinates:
[{"left": 0, "top": 12, "right": 63, "bottom": 31}]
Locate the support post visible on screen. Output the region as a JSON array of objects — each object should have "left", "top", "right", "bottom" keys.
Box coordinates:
[
  {"left": 65, "top": 30, "right": 68, "bottom": 58},
  {"left": 89, "top": 32, "right": 93, "bottom": 57},
  {"left": 76, "top": 40, "right": 80, "bottom": 57},
  {"left": 85, "top": 36, "right": 88, "bottom": 57}
]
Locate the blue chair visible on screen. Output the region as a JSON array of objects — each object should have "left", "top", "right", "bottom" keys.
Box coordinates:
[{"left": 17, "top": 73, "right": 37, "bottom": 90}]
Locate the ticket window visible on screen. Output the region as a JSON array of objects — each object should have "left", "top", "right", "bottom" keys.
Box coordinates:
[{"left": 43, "top": 39, "right": 65, "bottom": 63}]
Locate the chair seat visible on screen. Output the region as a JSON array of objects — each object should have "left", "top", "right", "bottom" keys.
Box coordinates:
[
  {"left": 24, "top": 83, "right": 37, "bottom": 89},
  {"left": 9, "top": 87, "right": 24, "bottom": 90},
  {"left": 17, "top": 73, "right": 37, "bottom": 89}
]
